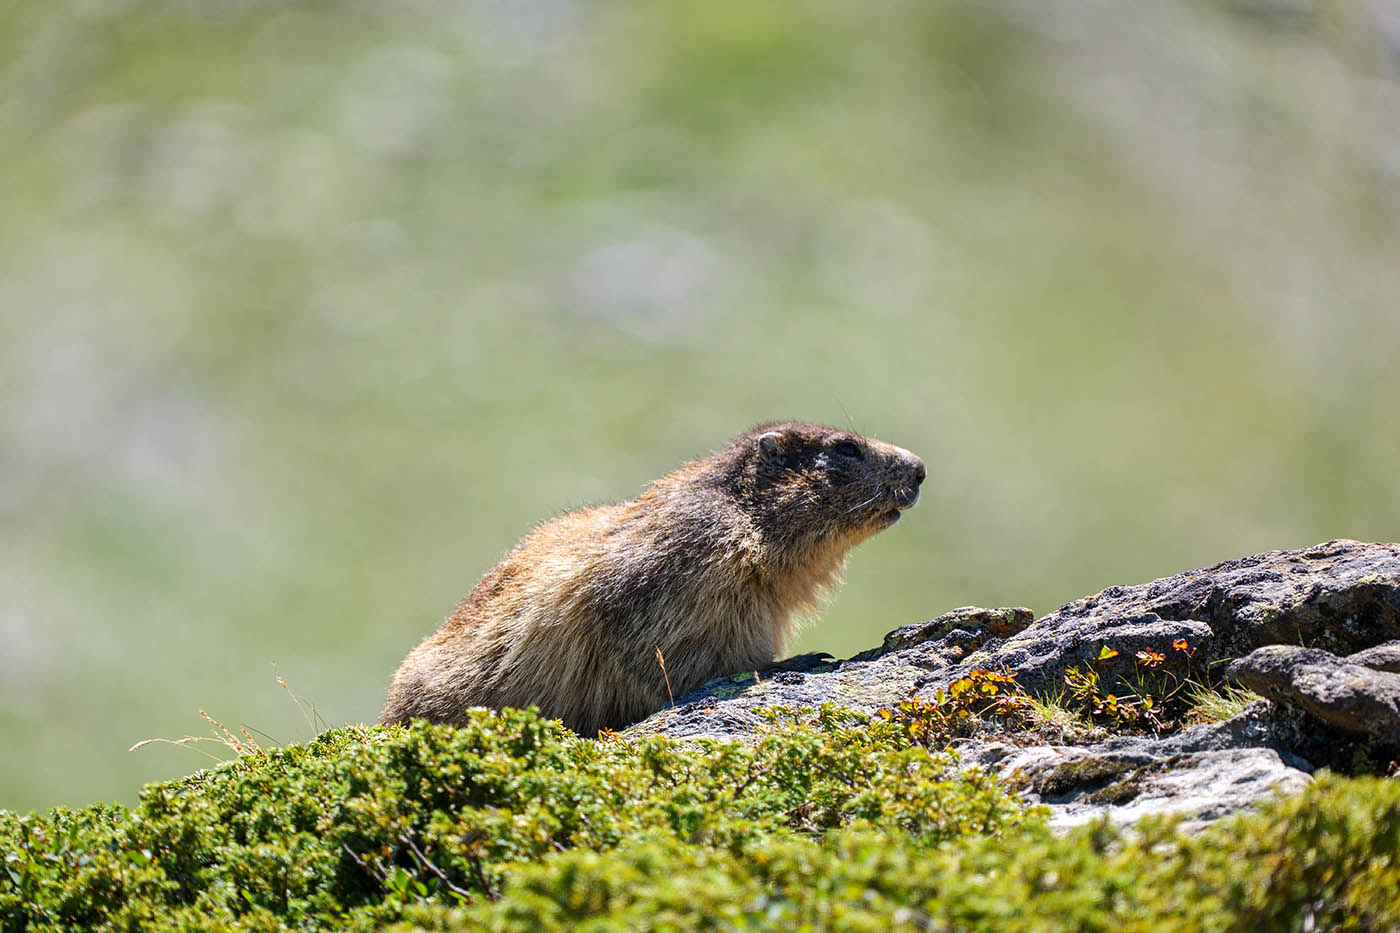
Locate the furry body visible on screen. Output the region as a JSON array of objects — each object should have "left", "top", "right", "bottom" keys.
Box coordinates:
[{"left": 380, "top": 422, "right": 925, "bottom": 734}]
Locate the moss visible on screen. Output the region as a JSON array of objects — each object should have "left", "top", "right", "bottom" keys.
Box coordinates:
[
  {"left": 1082, "top": 777, "right": 1143, "bottom": 805},
  {"left": 1010, "top": 756, "right": 1135, "bottom": 799},
  {"left": 1077, "top": 757, "right": 1193, "bottom": 806},
  {"left": 2, "top": 706, "right": 1398, "bottom": 931}
]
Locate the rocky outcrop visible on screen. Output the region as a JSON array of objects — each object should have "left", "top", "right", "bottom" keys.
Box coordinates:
[
  {"left": 957, "top": 704, "right": 1314, "bottom": 830},
  {"left": 953, "top": 538, "right": 1400, "bottom": 696},
  {"left": 1230, "top": 645, "right": 1400, "bottom": 746},
  {"left": 1343, "top": 640, "right": 1400, "bottom": 674},
  {"left": 639, "top": 606, "right": 1036, "bottom": 742},
  {"left": 635, "top": 540, "right": 1400, "bottom": 827}
]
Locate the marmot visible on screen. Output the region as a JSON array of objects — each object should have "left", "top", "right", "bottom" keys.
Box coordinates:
[{"left": 379, "top": 422, "right": 925, "bottom": 735}]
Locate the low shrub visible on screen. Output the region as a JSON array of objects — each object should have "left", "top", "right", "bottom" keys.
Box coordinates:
[
  {"left": 423, "top": 772, "right": 1400, "bottom": 932},
  {"left": 0, "top": 706, "right": 1026, "bottom": 931},
  {"left": 2, "top": 705, "right": 1396, "bottom": 931}
]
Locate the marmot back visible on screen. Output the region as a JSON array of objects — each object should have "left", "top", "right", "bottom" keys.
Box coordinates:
[{"left": 379, "top": 422, "right": 925, "bottom": 735}]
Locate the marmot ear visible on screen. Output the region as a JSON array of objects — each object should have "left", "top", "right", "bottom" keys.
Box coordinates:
[{"left": 757, "top": 431, "right": 790, "bottom": 468}]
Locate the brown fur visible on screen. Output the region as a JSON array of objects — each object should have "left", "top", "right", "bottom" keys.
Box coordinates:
[{"left": 379, "top": 422, "right": 925, "bottom": 735}]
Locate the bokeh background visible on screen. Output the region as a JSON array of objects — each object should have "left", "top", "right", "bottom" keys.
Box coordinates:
[{"left": 3, "top": 0, "right": 1399, "bottom": 811}]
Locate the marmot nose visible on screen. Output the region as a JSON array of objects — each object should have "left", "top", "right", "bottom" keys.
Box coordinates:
[{"left": 913, "top": 460, "right": 926, "bottom": 486}]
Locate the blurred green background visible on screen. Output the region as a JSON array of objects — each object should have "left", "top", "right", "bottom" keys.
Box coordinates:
[{"left": 2, "top": 0, "right": 1398, "bottom": 811}]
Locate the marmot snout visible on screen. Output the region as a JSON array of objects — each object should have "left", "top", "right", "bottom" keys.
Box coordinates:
[{"left": 380, "top": 422, "right": 924, "bottom": 735}]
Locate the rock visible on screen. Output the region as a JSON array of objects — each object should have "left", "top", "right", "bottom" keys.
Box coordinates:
[
  {"left": 639, "top": 605, "right": 1035, "bottom": 741},
  {"left": 856, "top": 606, "right": 1035, "bottom": 658},
  {"left": 947, "top": 611, "right": 1212, "bottom": 698},
  {"left": 950, "top": 539, "right": 1400, "bottom": 697},
  {"left": 1347, "top": 640, "right": 1400, "bottom": 673},
  {"left": 962, "top": 705, "right": 1313, "bottom": 829},
  {"left": 987, "top": 744, "right": 1310, "bottom": 832},
  {"left": 1152, "top": 539, "right": 1400, "bottom": 655},
  {"left": 1228, "top": 645, "right": 1400, "bottom": 746},
  {"left": 632, "top": 540, "right": 1400, "bottom": 826}
]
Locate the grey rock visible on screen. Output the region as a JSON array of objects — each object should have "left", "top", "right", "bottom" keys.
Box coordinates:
[
  {"left": 1145, "top": 539, "right": 1400, "bottom": 655},
  {"left": 949, "top": 539, "right": 1400, "bottom": 697},
  {"left": 633, "top": 540, "right": 1400, "bottom": 826},
  {"left": 1229, "top": 644, "right": 1400, "bottom": 745},
  {"left": 635, "top": 605, "right": 1036, "bottom": 741},
  {"left": 959, "top": 705, "right": 1314, "bottom": 829},
  {"left": 971, "top": 740, "right": 1311, "bottom": 831},
  {"left": 1347, "top": 639, "right": 1400, "bottom": 673},
  {"left": 855, "top": 606, "right": 1035, "bottom": 658},
  {"left": 1085, "top": 701, "right": 1312, "bottom": 770},
  {"left": 944, "top": 612, "right": 1212, "bottom": 698}
]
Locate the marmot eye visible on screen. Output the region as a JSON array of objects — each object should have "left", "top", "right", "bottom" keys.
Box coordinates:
[{"left": 833, "top": 441, "right": 864, "bottom": 460}]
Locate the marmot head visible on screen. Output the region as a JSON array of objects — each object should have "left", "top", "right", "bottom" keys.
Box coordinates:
[{"left": 738, "top": 421, "right": 925, "bottom": 545}]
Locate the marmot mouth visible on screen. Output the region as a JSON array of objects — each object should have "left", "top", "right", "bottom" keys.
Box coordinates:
[
  {"left": 892, "top": 486, "right": 921, "bottom": 511},
  {"left": 883, "top": 508, "right": 902, "bottom": 525}
]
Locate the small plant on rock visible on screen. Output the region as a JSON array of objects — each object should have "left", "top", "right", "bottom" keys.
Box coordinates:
[
  {"left": 881, "top": 669, "right": 1038, "bottom": 747},
  {"left": 1063, "top": 638, "right": 1208, "bottom": 732}
]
